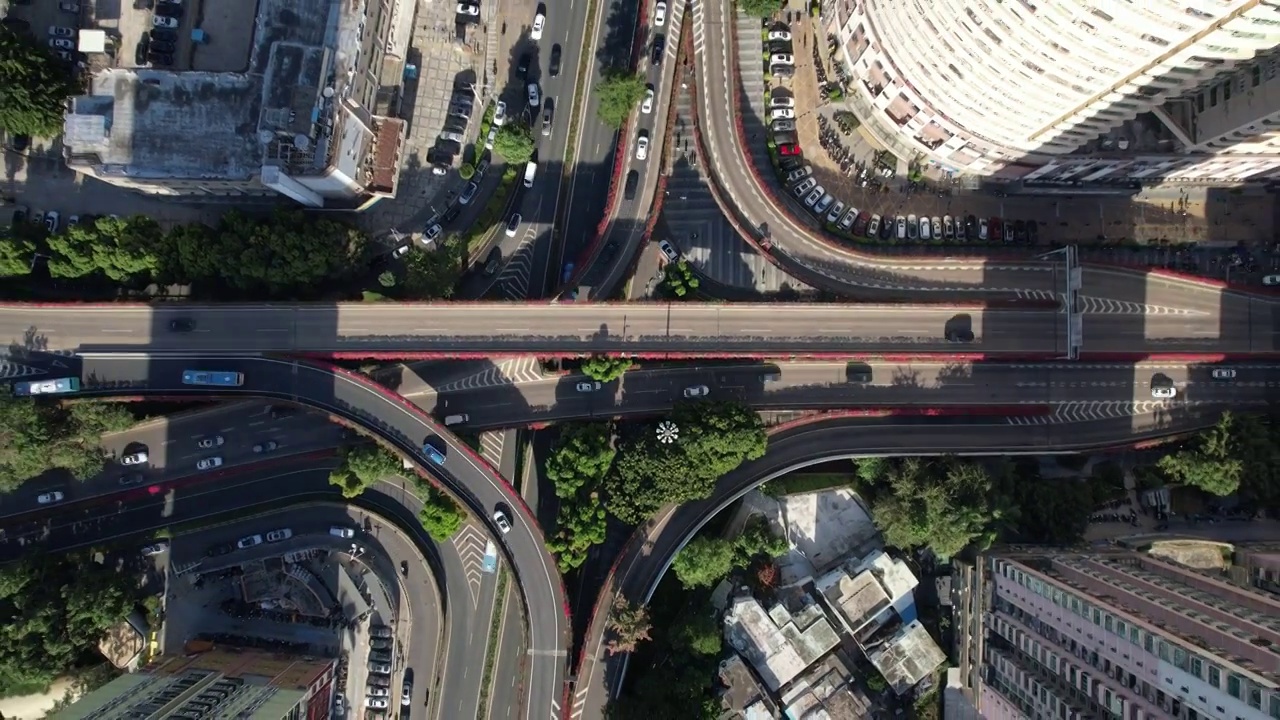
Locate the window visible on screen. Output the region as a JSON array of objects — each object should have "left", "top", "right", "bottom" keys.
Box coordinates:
[
  {"left": 1129, "top": 626, "right": 1139, "bottom": 645},
  {"left": 1144, "top": 634, "right": 1154, "bottom": 653},
  {"left": 1174, "top": 647, "right": 1187, "bottom": 669},
  {"left": 1269, "top": 694, "right": 1280, "bottom": 719},
  {"left": 1229, "top": 674, "right": 1243, "bottom": 700},
  {"left": 1251, "top": 687, "right": 1263, "bottom": 710},
  {"left": 1225, "top": 82, "right": 1232, "bottom": 101},
  {"left": 1093, "top": 608, "right": 1102, "bottom": 625},
  {"left": 1211, "top": 86, "right": 1219, "bottom": 106},
  {"left": 1159, "top": 641, "right": 1171, "bottom": 662},
  {"left": 1190, "top": 657, "right": 1202, "bottom": 678},
  {"left": 1105, "top": 616, "right": 1114, "bottom": 633},
  {"left": 1116, "top": 620, "right": 1126, "bottom": 637},
  {"left": 1253, "top": 65, "right": 1262, "bottom": 86},
  {"left": 1197, "top": 93, "right": 1205, "bottom": 111}
]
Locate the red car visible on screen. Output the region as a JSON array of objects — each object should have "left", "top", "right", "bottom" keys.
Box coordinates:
[
  {"left": 778, "top": 144, "right": 802, "bottom": 156},
  {"left": 990, "top": 217, "right": 1003, "bottom": 242}
]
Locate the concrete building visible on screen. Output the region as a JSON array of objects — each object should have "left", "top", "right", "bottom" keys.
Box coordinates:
[
  {"left": 53, "top": 646, "right": 336, "bottom": 720},
  {"left": 723, "top": 593, "right": 841, "bottom": 692},
  {"left": 953, "top": 547, "right": 1280, "bottom": 720},
  {"left": 864, "top": 619, "right": 948, "bottom": 696},
  {"left": 62, "top": 0, "right": 408, "bottom": 208},
  {"left": 828, "top": 0, "right": 1280, "bottom": 184},
  {"left": 815, "top": 549, "right": 919, "bottom": 639}
]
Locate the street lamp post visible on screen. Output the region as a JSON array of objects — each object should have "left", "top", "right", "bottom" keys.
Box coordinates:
[{"left": 1040, "top": 245, "right": 1082, "bottom": 360}]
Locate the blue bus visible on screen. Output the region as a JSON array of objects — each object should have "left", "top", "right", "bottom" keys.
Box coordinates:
[
  {"left": 182, "top": 370, "right": 244, "bottom": 387},
  {"left": 11, "top": 377, "right": 80, "bottom": 396}
]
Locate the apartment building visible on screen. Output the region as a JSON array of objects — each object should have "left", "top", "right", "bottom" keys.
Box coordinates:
[
  {"left": 829, "top": 0, "right": 1280, "bottom": 184},
  {"left": 952, "top": 548, "right": 1280, "bottom": 720},
  {"left": 61, "top": 0, "right": 408, "bottom": 208}
]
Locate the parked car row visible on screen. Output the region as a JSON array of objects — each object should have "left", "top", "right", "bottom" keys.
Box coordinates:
[{"left": 766, "top": 26, "right": 795, "bottom": 78}]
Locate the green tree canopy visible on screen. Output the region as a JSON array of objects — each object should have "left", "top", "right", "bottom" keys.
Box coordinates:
[
  {"left": 548, "top": 492, "right": 608, "bottom": 571},
  {"left": 1231, "top": 413, "right": 1280, "bottom": 517},
  {"left": 605, "top": 402, "right": 766, "bottom": 523},
  {"left": 1156, "top": 413, "right": 1242, "bottom": 496},
  {"left": 659, "top": 259, "right": 700, "bottom": 298},
  {"left": 414, "top": 482, "right": 466, "bottom": 541},
  {"left": 0, "top": 393, "right": 128, "bottom": 492},
  {"left": 594, "top": 71, "right": 647, "bottom": 129},
  {"left": 544, "top": 422, "right": 615, "bottom": 498},
  {"left": 400, "top": 237, "right": 465, "bottom": 299},
  {"left": 493, "top": 124, "right": 535, "bottom": 164},
  {"left": 0, "top": 552, "right": 134, "bottom": 696},
  {"left": 0, "top": 27, "right": 81, "bottom": 137},
  {"left": 45, "top": 216, "right": 162, "bottom": 282},
  {"left": 328, "top": 444, "right": 403, "bottom": 498},
  {"left": 862, "top": 457, "right": 1006, "bottom": 557},
  {"left": 670, "top": 536, "right": 737, "bottom": 588},
  {"left": 0, "top": 235, "right": 34, "bottom": 277},
  {"left": 580, "top": 356, "right": 632, "bottom": 383},
  {"left": 737, "top": 0, "right": 780, "bottom": 18},
  {"left": 605, "top": 597, "right": 653, "bottom": 655}
]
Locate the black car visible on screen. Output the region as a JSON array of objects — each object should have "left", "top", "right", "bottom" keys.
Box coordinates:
[
  {"left": 119, "top": 473, "right": 145, "bottom": 486},
  {"left": 10, "top": 134, "right": 29, "bottom": 153},
  {"left": 268, "top": 405, "right": 295, "bottom": 419},
  {"left": 135, "top": 39, "right": 149, "bottom": 65},
  {"left": 151, "top": 28, "right": 178, "bottom": 42},
  {"left": 149, "top": 52, "right": 174, "bottom": 66},
  {"left": 517, "top": 52, "right": 531, "bottom": 77},
  {"left": 878, "top": 216, "right": 894, "bottom": 240},
  {"left": 155, "top": 2, "right": 182, "bottom": 17},
  {"left": 549, "top": 44, "right": 561, "bottom": 76},
  {"left": 946, "top": 329, "right": 975, "bottom": 343},
  {"left": 206, "top": 542, "right": 235, "bottom": 557},
  {"left": 623, "top": 169, "right": 639, "bottom": 201},
  {"left": 150, "top": 39, "right": 176, "bottom": 53},
  {"left": 965, "top": 214, "right": 978, "bottom": 240},
  {"left": 12, "top": 208, "right": 26, "bottom": 224},
  {"left": 169, "top": 318, "right": 195, "bottom": 332},
  {"left": 651, "top": 34, "right": 665, "bottom": 66},
  {"left": 1013, "top": 219, "right": 1027, "bottom": 243},
  {"left": 441, "top": 205, "right": 460, "bottom": 224}
]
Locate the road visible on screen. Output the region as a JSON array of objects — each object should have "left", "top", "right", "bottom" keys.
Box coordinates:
[{"left": 6, "top": 290, "right": 1277, "bottom": 356}]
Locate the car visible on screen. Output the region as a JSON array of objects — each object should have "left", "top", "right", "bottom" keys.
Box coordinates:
[
  {"left": 121, "top": 450, "right": 149, "bottom": 466},
  {"left": 459, "top": 181, "right": 479, "bottom": 205},
  {"left": 1263, "top": 275, "right": 1280, "bottom": 286},
  {"left": 48, "top": 38, "right": 74, "bottom": 50},
  {"left": 1151, "top": 386, "right": 1177, "bottom": 399},
  {"left": 531, "top": 8, "right": 546, "bottom": 39},
  {"left": 990, "top": 218, "right": 1004, "bottom": 242},
  {"left": 945, "top": 329, "right": 975, "bottom": 343},
  {"left": 977, "top": 218, "right": 989, "bottom": 241},
  {"left": 268, "top": 405, "right": 295, "bottom": 419},
  {"left": 517, "top": 52, "right": 532, "bottom": 76},
  {"left": 151, "top": 28, "right": 178, "bottom": 41},
  {"left": 439, "top": 129, "right": 466, "bottom": 145},
  {"left": 266, "top": 528, "right": 292, "bottom": 542},
  {"left": 771, "top": 64, "right": 795, "bottom": 78},
  {"left": 786, "top": 166, "right": 812, "bottom": 183},
  {"left": 541, "top": 104, "right": 554, "bottom": 136},
  {"left": 49, "top": 25, "right": 75, "bottom": 37},
  {"left": 65, "top": 215, "right": 79, "bottom": 228},
  {"left": 792, "top": 177, "right": 817, "bottom": 197},
  {"left": 59, "top": 1, "right": 81, "bottom": 11},
  {"left": 422, "top": 438, "right": 446, "bottom": 465},
  {"left": 37, "top": 491, "right": 64, "bottom": 505},
  {"left": 577, "top": 380, "right": 602, "bottom": 392},
  {"left": 655, "top": 0, "right": 668, "bottom": 25},
  {"left": 770, "top": 108, "right": 795, "bottom": 120},
  {"left": 456, "top": 3, "right": 479, "bottom": 16},
  {"left": 206, "top": 542, "right": 234, "bottom": 557},
  {"left": 770, "top": 53, "right": 795, "bottom": 65},
  {"left": 767, "top": 30, "right": 792, "bottom": 41},
  {"left": 658, "top": 239, "right": 680, "bottom": 262},
  {"left": 849, "top": 211, "right": 867, "bottom": 234},
  {"left": 918, "top": 215, "right": 930, "bottom": 240},
  {"left": 153, "top": 15, "right": 179, "bottom": 28},
  {"left": 683, "top": 385, "right": 709, "bottom": 398},
  {"left": 393, "top": 244, "right": 410, "bottom": 258},
  {"left": 1211, "top": 368, "right": 1237, "bottom": 380},
  {"left": 505, "top": 213, "right": 522, "bottom": 237},
  {"left": 651, "top": 34, "right": 665, "bottom": 65},
  {"left": 866, "top": 214, "right": 881, "bottom": 237},
  {"left": 771, "top": 119, "right": 796, "bottom": 133},
  {"left": 549, "top": 44, "right": 562, "bottom": 76},
  {"left": 490, "top": 102, "right": 508, "bottom": 129},
  {"left": 141, "top": 541, "right": 169, "bottom": 556},
  {"left": 635, "top": 131, "right": 649, "bottom": 160},
  {"left": 492, "top": 509, "right": 513, "bottom": 534},
  {"left": 1012, "top": 219, "right": 1028, "bottom": 243},
  {"left": 527, "top": 82, "right": 541, "bottom": 108},
  {"left": 814, "top": 194, "right": 835, "bottom": 215},
  {"left": 150, "top": 39, "right": 176, "bottom": 53},
  {"left": 370, "top": 625, "right": 393, "bottom": 639},
  {"left": 369, "top": 663, "right": 392, "bottom": 675},
  {"left": 641, "top": 85, "right": 655, "bottom": 114},
  {"left": 119, "top": 473, "right": 145, "bottom": 486},
  {"left": 931, "top": 217, "right": 942, "bottom": 239},
  {"left": 148, "top": 52, "right": 174, "bottom": 66},
  {"left": 880, "top": 216, "right": 894, "bottom": 240},
  {"left": 895, "top": 216, "right": 907, "bottom": 239},
  {"left": 197, "top": 435, "right": 224, "bottom": 449},
  {"left": 253, "top": 440, "right": 279, "bottom": 453},
  {"left": 423, "top": 223, "right": 443, "bottom": 244},
  {"left": 44, "top": 210, "right": 60, "bottom": 233},
  {"left": 366, "top": 699, "right": 389, "bottom": 710},
  {"left": 369, "top": 651, "right": 393, "bottom": 663},
  {"left": 803, "top": 187, "right": 824, "bottom": 207},
  {"left": 943, "top": 215, "right": 955, "bottom": 239},
  {"left": 401, "top": 678, "right": 413, "bottom": 706},
  {"left": 906, "top": 214, "right": 918, "bottom": 239},
  {"left": 197, "top": 456, "right": 223, "bottom": 470},
  {"left": 167, "top": 317, "right": 194, "bottom": 333},
  {"left": 155, "top": 1, "right": 182, "bottom": 16},
  {"left": 334, "top": 694, "right": 346, "bottom": 717},
  {"left": 770, "top": 96, "right": 796, "bottom": 108},
  {"left": 778, "top": 143, "right": 801, "bottom": 156},
  {"left": 237, "top": 534, "right": 263, "bottom": 549}
]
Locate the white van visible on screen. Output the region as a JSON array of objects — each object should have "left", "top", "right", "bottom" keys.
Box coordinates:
[
  {"left": 523, "top": 160, "right": 537, "bottom": 188},
  {"left": 444, "top": 414, "right": 469, "bottom": 426},
  {"left": 329, "top": 526, "right": 355, "bottom": 539}
]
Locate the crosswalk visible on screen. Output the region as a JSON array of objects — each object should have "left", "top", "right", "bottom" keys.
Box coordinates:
[
  {"left": 479, "top": 431, "right": 505, "bottom": 468},
  {"left": 665, "top": 0, "right": 687, "bottom": 60},
  {"left": 1014, "top": 290, "right": 1211, "bottom": 315},
  {"left": 451, "top": 523, "right": 489, "bottom": 605},
  {"left": 691, "top": 0, "right": 705, "bottom": 56},
  {"left": 433, "top": 357, "right": 544, "bottom": 392},
  {"left": 494, "top": 228, "right": 538, "bottom": 300}
]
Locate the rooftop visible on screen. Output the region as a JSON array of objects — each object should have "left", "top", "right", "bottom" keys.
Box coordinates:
[
  {"left": 817, "top": 570, "right": 889, "bottom": 635},
  {"left": 725, "top": 595, "right": 840, "bottom": 692},
  {"left": 866, "top": 620, "right": 947, "bottom": 695}
]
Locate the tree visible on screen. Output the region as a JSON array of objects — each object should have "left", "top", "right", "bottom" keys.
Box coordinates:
[
  {"left": 66, "top": 402, "right": 135, "bottom": 439},
  {"left": 416, "top": 485, "right": 466, "bottom": 541},
  {"left": 605, "top": 597, "right": 652, "bottom": 655},
  {"left": 672, "top": 611, "right": 722, "bottom": 656},
  {"left": 605, "top": 402, "right": 766, "bottom": 523},
  {"left": 594, "top": 71, "right": 647, "bottom": 128},
  {"left": 548, "top": 492, "right": 608, "bottom": 571},
  {"left": 544, "top": 422, "right": 615, "bottom": 498},
  {"left": 581, "top": 356, "right": 632, "bottom": 383},
  {"left": 670, "top": 536, "right": 737, "bottom": 588},
  {"left": 328, "top": 444, "right": 402, "bottom": 498},
  {"left": 1157, "top": 413, "right": 1242, "bottom": 496},
  {"left": 401, "top": 237, "right": 464, "bottom": 299},
  {"left": 659, "top": 259, "right": 700, "bottom": 298},
  {"left": 45, "top": 216, "right": 162, "bottom": 282},
  {"left": 0, "top": 392, "right": 121, "bottom": 492},
  {"left": 0, "top": 28, "right": 82, "bottom": 138},
  {"left": 493, "top": 124, "right": 535, "bottom": 164},
  {"left": 0, "top": 235, "right": 34, "bottom": 277},
  {"left": 1231, "top": 413, "right": 1280, "bottom": 517},
  {"left": 735, "top": 516, "right": 788, "bottom": 561},
  {"left": 378, "top": 271, "right": 396, "bottom": 288},
  {"left": 867, "top": 457, "right": 1005, "bottom": 557},
  {"left": 737, "top": 0, "right": 780, "bottom": 17}
]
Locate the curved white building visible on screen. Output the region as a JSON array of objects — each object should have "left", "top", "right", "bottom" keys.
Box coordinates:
[{"left": 829, "top": 0, "right": 1280, "bottom": 183}]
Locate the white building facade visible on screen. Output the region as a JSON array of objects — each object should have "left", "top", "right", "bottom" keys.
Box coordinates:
[{"left": 828, "top": 0, "right": 1280, "bottom": 183}]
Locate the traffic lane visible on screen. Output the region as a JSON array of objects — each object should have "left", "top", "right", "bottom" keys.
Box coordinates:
[
  {"left": 489, "top": 590, "right": 527, "bottom": 720},
  {"left": 0, "top": 404, "right": 342, "bottom": 519},
  {"left": 1082, "top": 311, "right": 1278, "bottom": 354},
  {"left": 441, "top": 570, "right": 498, "bottom": 720}
]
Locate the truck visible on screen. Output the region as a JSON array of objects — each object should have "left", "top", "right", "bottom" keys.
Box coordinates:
[{"left": 11, "top": 377, "right": 80, "bottom": 396}]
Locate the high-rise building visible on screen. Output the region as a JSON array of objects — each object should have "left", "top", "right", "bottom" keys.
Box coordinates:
[
  {"left": 53, "top": 646, "right": 336, "bottom": 720},
  {"left": 952, "top": 548, "right": 1280, "bottom": 720},
  {"left": 828, "top": 0, "right": 1280, "bottom": 184}
]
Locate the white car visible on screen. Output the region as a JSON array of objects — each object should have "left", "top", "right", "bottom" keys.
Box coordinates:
[
  {"left": 121, "top": 450, "right": 149, "bottom": 466},
  {"left": 456, "top": 2, "right": 479, "bottom": 16},
  {"left": 253, "top": 440, "right": 279, "bottom": 453},
  {"left": 493, "top": 101, "right": 507, "bottom": 126},
  {"left": 769, "top": 108, "right": 795, "bottom": 121},
  {"left": 141, "top": 541, "right": 169, "bottom": 556},
  {"left": 635, "top": 132, "right": 649, "bottom": 161},
  {"left": 266, "top": 528, "right": 292, "bottom": 542},
  {"left": 366, "top": 699, "right": 389, "bottom": 710},
  {"left": 658, "top": 239, "right": 679, "bottom": 262},
  {"left": 1264, "top": 275, "right": 1280, "bottom": 286},
  {"left": 367, "top": 688, "right": 389, "bottom": 698},
  {"left": 918, "top": 216, "right": 931, "bottom": 240},
  {"left": 369, "top": 663, "right": 392, "bottom": 675},
  {"left": 654, "top": 1, "right": 667, "bottom": 26},
  {"left": 531, "top": 10, "right": 546, "bottom": 40},
  {"left": 197, "top": 435, "right": 224, "bottom": 449},
  {"left": 237, "top": 534, "right": 264, "bottom": 549},
  {"left": 37, "top": 491, "right": 64, "bottom": 505},
  {"left": 770, "top": 96, "right": 795, "bottom": 108},
  {"left": 49, "top": 26, "right": 75, "bottom": 37},
  {"left": 492, "top": 509, "right": 512, "bottom": 534},
  {"left": 153, "top": 15, "right": 179, "bottom": 28},
  {"left": 576, "top": 381, "right": 602, "bottom": 392},
  {"left": 196, "top": 456, "right": 223, "bottom": 470},
  {"left": 683, "top": 385, "right": 709, "bottom": 398},
  {"left": 641, "top": 85, "right": 655, "bottom": 114},
  {"left": 1151, "top": 386, "right": 1177, "bottom": 399},
  {"left": 44, "top": 210, "right": 60, "bottom": 233},
  {"left": 1211, "top": 368, "right": 1237, "bottom": 380},
  {"left": 393, "top": 244, "right": 410, "bottom": 258},
  {"left": 330, "top": 526, "right": 356, "bottom": 539},
  {"left": 770, "top": 54, "right": 795, "bottom": 66},
  {"left": 527, "top": 82, "right": 541, "bottom": 108},
  {"left": 767, "top": 30, "right": 791, "bottom": 41},
  {"left": 49, "top": 37, "right": 74, "bottom": 50},
  {"left": 423, "top": 223, "right": 443, "bottom": 243},
  {"left": 505, "top": 213, "right": 522, "bottom": 237}
]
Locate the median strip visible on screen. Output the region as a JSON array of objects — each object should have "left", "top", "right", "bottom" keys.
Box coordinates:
[{"left": 475, "top": 568, "right": 510, "bottom": 720}]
